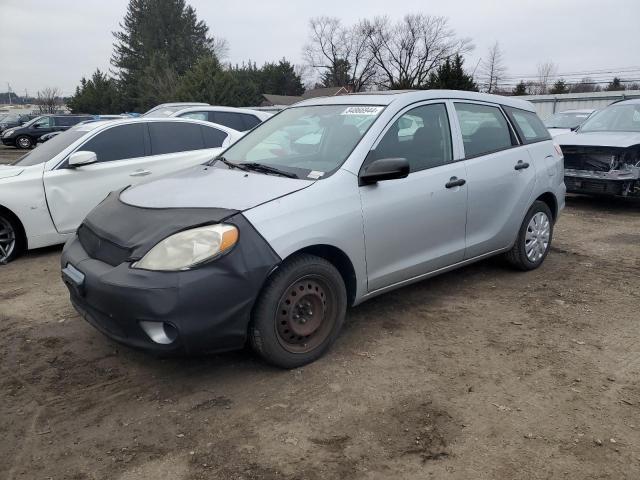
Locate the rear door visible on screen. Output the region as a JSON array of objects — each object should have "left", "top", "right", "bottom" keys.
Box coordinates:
[{"left": 453, "top": 102, "right": 537, "bottom": 259}]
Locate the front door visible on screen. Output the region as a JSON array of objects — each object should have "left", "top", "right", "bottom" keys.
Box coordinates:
[{"left": 359, "top": 102, "right": 468, "bottom": 292}]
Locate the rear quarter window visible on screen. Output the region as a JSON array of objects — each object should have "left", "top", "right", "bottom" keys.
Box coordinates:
[{"left": 505, "top": 107, "right": 551, "bottom": 144}]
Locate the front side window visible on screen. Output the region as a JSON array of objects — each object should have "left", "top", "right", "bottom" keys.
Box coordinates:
[
  {"left": 81, "top": 123, "right": 146, "bottom": 162},
  {"left": 505, "top": 107, "right": 550, "bottom": 144},
  {"left": 221, "top": 105, "right": 383, "bottom": 179},
  {"left": 242, "top": 114, "right": 261, "bottom": 130},
  {"left": 56, "top": 116, "right": 92, "bottom": 127},
  {"left": 455, "top": 103, "right": 516, "bottom": 158},
  {"left": 149, "top": 122, "right": 205, "bottom": 155},
  {"left": 371, "top": 103, "right": 453, "bottom": 172},
  {"left": 32, "top": 117, "right": 53, "bottom": 129},
  {"left": 579, "top": 104, "right": 640, "bottom": 133}
]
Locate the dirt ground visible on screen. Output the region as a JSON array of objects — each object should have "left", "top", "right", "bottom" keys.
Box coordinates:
[{"left": 1, "top": 144, "right": 640, "bottom": 478}]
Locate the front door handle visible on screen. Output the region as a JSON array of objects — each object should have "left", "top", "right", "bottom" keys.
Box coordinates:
[
  {"left": 445, "top": 176, "right": 466, "bottom": 188},
  {"left": 514, "top": 160, "right": 530, "bottom": 170},
  {"left": 130, "top": 169, "right": 151, "bottom": 177}
]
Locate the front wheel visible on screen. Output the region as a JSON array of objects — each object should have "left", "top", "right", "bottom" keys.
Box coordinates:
[
  {"left": 249, "top": 254, "right": 347, "bottom": 369},
  {"left": 16, "top": 135, "right": 33, "bottom": 149},
  {"left": 505, "top": 200, "right": 554, "bottom": 271}
]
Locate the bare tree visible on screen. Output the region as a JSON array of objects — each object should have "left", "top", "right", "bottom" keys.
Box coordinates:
[
  {"left": 36, "top": 87, "right": 61, "bottom": 113},
  {"left": 304, "top": 17, "right": 377, "bottom": 92},
  {"left": 479, "top": 42, "right": 506, "bottom": 93},
  {"left": 362, "top": 14, "right": 473, "bottom": 90},
  {"left": 536, "top": 61, "right": 558, "bottom": 94},
  {"left": 211, "top": 36, "right": 229, "bottom": 61}
]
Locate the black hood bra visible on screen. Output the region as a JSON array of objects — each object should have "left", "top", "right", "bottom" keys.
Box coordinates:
[{"left": 79, "top": 189, "right": 239, "bottom": 265}]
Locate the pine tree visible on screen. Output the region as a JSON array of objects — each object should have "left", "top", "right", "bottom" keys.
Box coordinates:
[
  {"left": 67, "top": 69, "right": 121, "bottom": 114},
  {"left": 320, "top": 59, "right": 351, "bottom": 89},
  {"left": 426, "top": 55, "right": 477, "bottom": 91},
  {"left": 549, "top": 79, "right": 568, "bottom": 94},
  {"left": 606, "top": 77, "right": 624, "bottom": 91},
  {"left": 261, "top": 59, "right": 305, "bottom": 96},
  {"left": 512, "top": 81, "right": 528, "bottom": 96},
  {"left": 111, "top": 0, "right": 215, "bottom": 110}
]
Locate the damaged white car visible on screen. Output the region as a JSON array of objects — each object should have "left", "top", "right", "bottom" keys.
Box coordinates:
[{"left": 556, "top": 99, "right": 640, "bottom": 197}]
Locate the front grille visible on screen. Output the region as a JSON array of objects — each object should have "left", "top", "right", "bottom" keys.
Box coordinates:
[
  {"left": 78, "top": 224, "right": 132, "bottom": 266},
  {"left": 562, "top": 146, "right": 620, "bottom": 172},
  {"left": 565, "top": 177, "right": 624, "bottom": 195}
]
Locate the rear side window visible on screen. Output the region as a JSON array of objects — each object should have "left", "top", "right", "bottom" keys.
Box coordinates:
[
  {"left": 455, "top": 103, "right": 516, "bottom": 158},
  {"left": 201, "top": 125, "right": 228, "bottom": 148},
  {"left": 180, "top": 111, "right": 208, "bottom": 121},
  {"left": 149, "top": 122, "right": 205, "bottom": 155},
  {"left": 210, "top": 111, "right": 246, "bottom": 131},
  {"left": 505, "top": 107, "right": 551, "bottom": 144},
  {"left": 241, "top": 114, "right": 261, "bottom": 130},
  {"left": 81, "top": 123, "right": 146, "bottom": 162},
  {"left": 56, "top": 116, "right": 91, "bottom": 127}
]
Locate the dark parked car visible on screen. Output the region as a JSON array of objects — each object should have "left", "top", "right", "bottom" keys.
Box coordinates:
[
  {"left": 0, "top": 113, "right": 38, "bottom": 133},
  {"left": 1, "top": 114, "right": 94, "bottom": 149}
]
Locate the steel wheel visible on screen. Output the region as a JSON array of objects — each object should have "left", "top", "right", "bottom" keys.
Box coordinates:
[
  {"left": 0, "top": 216, "right": 17, "bottom": 263},
  {"left": 524, "top": 211, "right": 550, "bottom": 262},
  {"left": 275, "top": 275, "right": 337, "bottom": 354}
]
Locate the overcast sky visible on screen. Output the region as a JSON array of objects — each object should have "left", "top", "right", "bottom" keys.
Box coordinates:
[{"left": 1, "top": 0, "right": 639, "bottom": 97}]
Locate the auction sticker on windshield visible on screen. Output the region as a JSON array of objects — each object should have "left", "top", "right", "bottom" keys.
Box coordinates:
[{"left": 341, "top": 106, "right": 384, "bottom": 116}]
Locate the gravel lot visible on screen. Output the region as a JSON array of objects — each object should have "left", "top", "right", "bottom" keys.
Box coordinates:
[{"left": 1, "top": 141, "right": 640, "bottom": 479}]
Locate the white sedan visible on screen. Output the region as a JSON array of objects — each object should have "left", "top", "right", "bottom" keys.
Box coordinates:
[{"left": 0, "top": 117, "right": 241, "bottom": 263}]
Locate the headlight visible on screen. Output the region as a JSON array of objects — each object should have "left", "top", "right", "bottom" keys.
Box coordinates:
[
  {"left": 3, "top": 129, "right": 14, "bottom": 137},
  {"left": 133, "top": 224, "right": 238, "bottom": 271}
]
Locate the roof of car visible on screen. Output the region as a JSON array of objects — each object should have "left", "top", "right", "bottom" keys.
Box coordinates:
[
  {"left": 171, "top": 106, "right": 272, "bottom": 119},
  {"left": 295, "top": 89, "right": 537, "bottom": 112},
  {"left": 73, "top": 117, "right": 241, "bottom": 135},
  {"left": 612, "top": 98, "right": 640, "bottom": 105},
  {"left": 554, "top": 109, "right": 595, "bottom": 114}
]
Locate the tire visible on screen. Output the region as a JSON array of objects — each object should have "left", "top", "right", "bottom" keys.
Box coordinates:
[
  {"left": 505, "top": 200, "right": 554, "bottom": 271},
  {"left": 0, "top": 213, "right": 22, "bottom": 264},
  {"left": 249, "top": 254, "right": 347, "bottom": 369},
  {"left": 16, "top": 135, "right": 33, "bottom": 149}
]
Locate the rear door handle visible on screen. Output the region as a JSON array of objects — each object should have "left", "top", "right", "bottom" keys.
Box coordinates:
[
  {"left": 130, "top": 169, "right": 151, "bottom": 177},
  {"left": 514, "top": 160, "right": 530, "bottom": 170},
  {"left": 445, "top": 176, "right": 466, "bottom": 188}
]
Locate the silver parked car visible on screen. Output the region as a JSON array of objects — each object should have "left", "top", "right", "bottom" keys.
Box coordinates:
[{"left": 61, "top": 90, "right": 565, "bottom": 368}]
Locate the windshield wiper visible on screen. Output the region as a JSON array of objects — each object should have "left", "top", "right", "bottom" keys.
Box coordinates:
[
  {"left": 239, "top": 162, "right": 298, "bottom": 179},
  {"left": 209, "top": 156, "right": 249, "bottom": 171}
]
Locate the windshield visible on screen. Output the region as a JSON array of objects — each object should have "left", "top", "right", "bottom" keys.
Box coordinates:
[
  {"left": 579, "top": 104, "right": 640, "bottom": 133},
  {"left": 13, "top": 129, "right": 86, "bottom": 166},
  {"left": 544, "top": 112, "right": 592, "bottom": 129},
  {"left": 220, "top": 105, "right": 384, "bottom": 179}
]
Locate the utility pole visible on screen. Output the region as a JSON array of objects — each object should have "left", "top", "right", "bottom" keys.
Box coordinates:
[{"left": 7, "top": 83, "right": 12, "bottom": 105}]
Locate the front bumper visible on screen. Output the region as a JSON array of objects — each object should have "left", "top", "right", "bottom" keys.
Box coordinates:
[
  {"left": 1, "top": 137, "right": 15, "bottom": 146},
  {"left": 564, "top": 168, "right": 640, "bottom": 196},
  {"left": 61, "top": 216, "right": 280, "bottom": 354}
]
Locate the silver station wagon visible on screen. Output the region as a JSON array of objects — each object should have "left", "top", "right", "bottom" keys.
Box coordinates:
[{"left": 61, "top": 90, "right": 566, "bottom": 368}]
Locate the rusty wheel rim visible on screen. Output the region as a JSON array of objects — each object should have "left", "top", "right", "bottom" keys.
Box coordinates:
[{"left": 275, "top": 275, "right": 336, "bottom": 354}]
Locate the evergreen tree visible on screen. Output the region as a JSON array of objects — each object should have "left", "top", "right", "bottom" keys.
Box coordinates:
[
  {"left": 606, "top": 77, "right": 624, "bottom": 91},
  {"left": 111, "top": 0, "right": 215, "bottom": 110},
  {"left": 175, "top": 55, "right": 222, "bottom": 103},
  {"left": 512, "top": 81, "right": 528, "bottom": 96},
  {"left": 320, "top": 58, "right": 351, "bottom": 88},
  {"left": 549, "top": 79, "right": 568, "bottom": 94},
  {"left": 67, "top": 69, "right": 121, "bottom": 114},
  {"left": 426, "top": 55, "right": 477, "bottom": 91},
  {"left": 261, "top": 59, "right": 305, "bottom": 96}
]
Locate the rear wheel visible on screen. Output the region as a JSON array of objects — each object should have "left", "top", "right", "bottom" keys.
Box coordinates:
[
  {"left": 505, "top": 201, "right": 553, "bottom": 270},
  {"left": 16, "top": 135, "right": 33, "bottom": 149},
  {"left": 0, "top": 213, "right": 21, "bottom": 264},
  {"left": 249, "top": 254, "right": 347, "bottom": 368}
]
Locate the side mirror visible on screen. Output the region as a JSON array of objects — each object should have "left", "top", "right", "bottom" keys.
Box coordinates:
[
  {"left": 68, "top": 151, "right": 97, "bottom": 167},
  {"left": 359, "top": 157, "right": 410, "bottom": 186}
]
